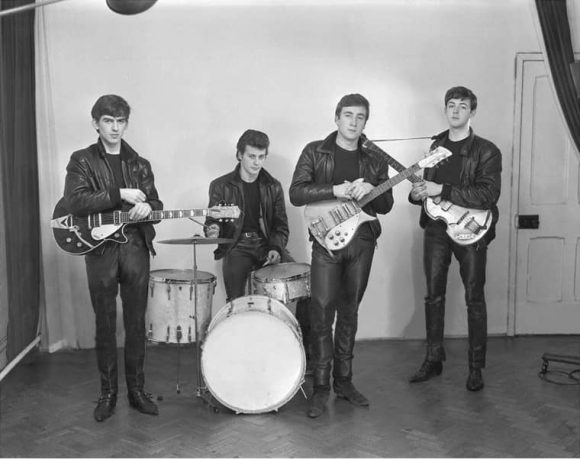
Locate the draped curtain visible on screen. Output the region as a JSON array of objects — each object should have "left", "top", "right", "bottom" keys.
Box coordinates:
[
  {"left": 0, "top": 0, "right": 42, "bottom": 370},
  {"left": 535, "top": 0, "right": 580, "bottom": 154}
]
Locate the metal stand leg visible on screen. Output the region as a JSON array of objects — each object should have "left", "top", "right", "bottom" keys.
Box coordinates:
[{"left": 191, "top": 241, "right": 220, "bottom": 412}]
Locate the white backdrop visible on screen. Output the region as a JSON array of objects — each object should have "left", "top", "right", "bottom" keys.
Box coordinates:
[{"left": 34, "top": 0, "right": 574, "bottom": 350}]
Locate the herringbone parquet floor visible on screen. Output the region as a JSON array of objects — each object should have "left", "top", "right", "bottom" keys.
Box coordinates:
[{"left": 1, "top": 335, "right": 579, "bottom": 457}]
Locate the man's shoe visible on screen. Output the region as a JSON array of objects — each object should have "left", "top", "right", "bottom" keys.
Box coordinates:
[
  {"left": 409, "top": 360, "right": 443, "bottom": 383},
  {"left": 94, "top": 393, "right": 117, "bottom": 422},
  {"left": 128, "top": 390, "right": 159, "bottom": 415},
  {"left": 333, "top": 381, "right": 369, "bottom": 407},
  {"left": 307, "top": 390, "right": 329, "bottom": 418},
  {"left": 466, "top": 368, "right": 484, "bottom": 391}
]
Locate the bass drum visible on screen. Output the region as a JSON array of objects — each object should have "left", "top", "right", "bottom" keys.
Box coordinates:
[{"left": 201, "top": 295, "right": 305, "bottom": 414}]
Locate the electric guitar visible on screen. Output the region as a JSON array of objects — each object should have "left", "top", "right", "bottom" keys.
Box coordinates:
[
  {"left": 51, "top": 198, "right": 240, "bottom": 255},
  {"left": 424, "top": 197, "right": 492, "bottom": 245},
  {"left": 304, "top": 147, "right": 451, "bottom": 252}
]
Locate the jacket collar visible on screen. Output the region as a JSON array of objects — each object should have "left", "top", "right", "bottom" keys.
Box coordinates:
[
  {"left": 227, "top": 163, "right": 275, "bottom": 185},
  {"left": 96, "top": 138, "right": 138, "bottom": 162},
  {"left": 431, "top": 127, "right": 475, "bottom": 156},
  {"left": 317, "top": 131, "right": 370, "bottom": 155}
]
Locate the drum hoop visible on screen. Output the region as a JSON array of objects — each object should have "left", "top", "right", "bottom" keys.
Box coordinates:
[
  {"left": 201, "top": 307, "right": 305, "bottom": 414},
  {"left": 149, "top": 270, "right": 216, "bottom": 285},
  {"left": 253, "top": 263, "right": 310, "bottom": 283}
]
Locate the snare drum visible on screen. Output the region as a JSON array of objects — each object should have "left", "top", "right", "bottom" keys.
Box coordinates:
[
  {"left": 146, "top": 269, "right": 216, "bottom": 343},
  {"left": 201, "top": 295, "right": 305, "bottom": 414},
  {"left": 252, "top": 262, "right": 310, "bottom": 304}
]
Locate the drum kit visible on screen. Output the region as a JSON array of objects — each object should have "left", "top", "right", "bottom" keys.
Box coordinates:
[{"left": 148, "top": 235, "right": 311, "bottom": 414}]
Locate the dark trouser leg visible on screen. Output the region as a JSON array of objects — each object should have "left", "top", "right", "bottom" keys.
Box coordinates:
[
  {"left": 222, "top": 238, "right": 268, "bottom": 302},
  {"left": 333, "top": 226, "right": 375, "bottom": 383},
  {"left": 454, "top": 240, "right": 488, "bottom": 369},
  {"left": 119, "top": 233, "right": 150, "bottom": 391},
  {"left": 423, "top": 222, "right": 452, "bottom": 362},
  {"left": 309, "top": 242, "right": 342, "bottom": 390},
  {"left": 295, "top": 298, "right": 311, "bottom": 360},
  {"left": 85, "top": 246, "right": 121, "bottom": 395}
]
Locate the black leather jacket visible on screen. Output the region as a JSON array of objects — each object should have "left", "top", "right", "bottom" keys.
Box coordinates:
[
  {"left": 205, "top": 164, "right": 289, "bottom": 260},
  {"left": 64, "top": 138, "right": 163, "bottom": 255},
  {"left": 289, "top": 131, "right": 394, "bottom": 240},
  {"left": 410, "top": 128, "right": 502, "bottom": 243}
]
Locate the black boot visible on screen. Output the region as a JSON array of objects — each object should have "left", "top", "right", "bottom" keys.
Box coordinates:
[
  {"left": 466, "top": 368, "right": 484, "bottom": 391},
  {"left": 128, "top": 390, "right": 159, "bottom": 415},
  {"left": 307, "top": 389, "right": 329, "bottom": 418},
  {"left": 94, "top": 392, "right": 117, "bottom": 422},
  {"left": 409, "top": 360, "right": 443, "bottom": 383},
  {"left": 333, "top": 380, "right": 369, "bottom": 406}
]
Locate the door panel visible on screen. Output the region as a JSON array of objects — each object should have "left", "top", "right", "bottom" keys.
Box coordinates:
[{"left": 513, "top": 56, "right": 580, "bottom": 334}]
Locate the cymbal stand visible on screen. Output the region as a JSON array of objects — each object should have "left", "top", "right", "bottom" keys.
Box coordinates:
[{"left": 191, "top": 237, "right": 219, "bottom": 412}]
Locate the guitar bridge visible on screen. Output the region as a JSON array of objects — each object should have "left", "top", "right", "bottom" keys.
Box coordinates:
[{"left": 310, "top": 217, "right": 328, "bottom": 238}]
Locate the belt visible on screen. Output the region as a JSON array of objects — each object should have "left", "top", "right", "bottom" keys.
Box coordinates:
[{"left": 240, "top": 231, "right": 262, "bottom": 239}]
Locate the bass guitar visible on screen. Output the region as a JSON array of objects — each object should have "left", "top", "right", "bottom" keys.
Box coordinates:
[
  {"left": 304, "top": 147, "right": 451, "bottom": 252},
  {"left": 51, "top": 198, "right": 240, "bottom": 255},
  {"left": 424, "top": 197, "right": 491, "bottom": 245}
]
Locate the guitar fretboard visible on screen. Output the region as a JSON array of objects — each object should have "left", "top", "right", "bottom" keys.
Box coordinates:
[
  {"left": 358, "top": 163, "right": 422, "bottom": 208},
  {"left": 89, "top": 209, "right": 209, "bottom": 226}
]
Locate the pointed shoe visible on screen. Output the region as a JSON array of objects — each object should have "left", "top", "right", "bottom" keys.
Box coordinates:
[
  {"left": 94, "top": 393, "right": 117, "bottom": 422},
  {"left": 466, "top": 368, "right": 484, "bottom": 391},
  {"left": 128, "top": 390, "right": 159, "bottom": 415},
  {"left": 333, "top": 381, "right": 369, "bottom": 407},
  {"left": 409, "top": 360, "right": 443, "bottom": 383},
  {"left": 307, "top": 390, "right": 329, "bottom": 418}
]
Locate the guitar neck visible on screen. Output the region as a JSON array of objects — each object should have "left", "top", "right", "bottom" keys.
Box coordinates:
[
  {"left": 358, "top": 163, "right": 422, "bottom": 208},
  {"left": 113, "top": 209, "right": 208, "bottom": 225}
]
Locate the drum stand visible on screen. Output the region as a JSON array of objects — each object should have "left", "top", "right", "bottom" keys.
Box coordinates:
[{"left": 190, "top": 238, "right": 220, "bottom": 412}]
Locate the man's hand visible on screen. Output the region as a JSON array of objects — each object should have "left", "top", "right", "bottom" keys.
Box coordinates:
[
  {"left": 206, "top": 224, "right": 220, "bottom": 238},
  {"left": 410, "top": 180, "right": 443, "bottom": 200},
  {"left": 423, "top": 180, "right": 443, "bottom": 197},
  {"left": 333, "top": 181, "right": 352, "bottom": 199},
  {"left": 128, "top": 202, "right": 152, "bottom": 220},
  {"left": 264, "top": 250, "right": 281, "bottom": 266},
  {"left": 121, "top": 188, "right": 146, "bottom": 205},
  {"left": 346, "top": 179, "right": 374, "bottom": 201}
]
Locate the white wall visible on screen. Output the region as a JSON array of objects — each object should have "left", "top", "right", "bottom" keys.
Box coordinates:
[{"left": 37, "top": 0, "right": 569, "bottom": 349}]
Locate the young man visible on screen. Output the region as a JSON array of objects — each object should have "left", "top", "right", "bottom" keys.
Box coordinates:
[
  {"left": 408, "top": 86, "right": 502, "bottom": 391},
  {"left": 204, "top": 130, "right": 310, "bottom": 351},
  {"left": 64, "top": 95, "right": 163, "bottom": 421},
  {"left": 289, "top": 94, "right": 394, "bottom": 418}
]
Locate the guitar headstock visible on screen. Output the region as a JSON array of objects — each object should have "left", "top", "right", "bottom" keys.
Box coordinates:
[
  {"left": 418, "top": 146, "right": 452, "bottom": 169},
  {"left": 208, "top": 204, "right": 241, "bottom": 221}
]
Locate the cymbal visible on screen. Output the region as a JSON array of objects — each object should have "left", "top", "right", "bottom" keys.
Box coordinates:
[{"left": 158, "top": 236, "right": 234, "bottom": 245}]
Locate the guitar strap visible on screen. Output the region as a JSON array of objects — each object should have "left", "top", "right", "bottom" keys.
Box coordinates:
[{"left": 363, "top": 139, "right": 423, "bottom": 184}]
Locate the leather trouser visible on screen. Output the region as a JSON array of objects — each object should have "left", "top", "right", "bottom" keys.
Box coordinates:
[
  {"left": 309, "top": 224, "right": 376, "bottom": 389},
  {"left": 223, "top": 239, "right": 311, "bottom": 356},
  {"left": 423, "top": 221, "right": 488, "bottom": 368},
  {"left": 85, "top": 230, "right": 150, "bottom": 394},
  {"left": 222, "top": 237, "right": 269, "bottom": 302}
]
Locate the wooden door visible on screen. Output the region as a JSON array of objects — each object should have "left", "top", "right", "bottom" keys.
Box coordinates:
[{"left": 511, "top": 54, "right": 580, "bottom": 334}]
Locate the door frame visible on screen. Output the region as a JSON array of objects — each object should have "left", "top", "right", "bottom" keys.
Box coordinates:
[{"left": 508, "top": 52, "right": 580, "bottom": 335}]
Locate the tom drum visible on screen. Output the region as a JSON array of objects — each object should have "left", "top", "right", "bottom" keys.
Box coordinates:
[{"left": 146, "top": 269, "right": 216, "bottom": 343}]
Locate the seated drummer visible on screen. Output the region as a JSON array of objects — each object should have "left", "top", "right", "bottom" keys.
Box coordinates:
[{"left": 204, "top": 129, "right": 310, "bottom": 356}]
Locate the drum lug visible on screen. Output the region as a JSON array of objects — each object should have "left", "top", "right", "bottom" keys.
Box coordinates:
[
  {"left": 147, "top": 323, "right": 153, "bottom": 340},
  {"left": 166, "top": 326, "right": 170, "bottom": 342},
  {"left": 166, "top": 284, "right": 171, "bottom": 300},
  {"left": 176, "top": 325, "right": 182, "bottom": 343},
  {"left": 188, "top": 326, "right": 192, "bottom": 343}
]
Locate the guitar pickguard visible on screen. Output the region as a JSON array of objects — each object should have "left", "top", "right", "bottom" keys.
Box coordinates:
[{"left": 323, "top": 215, "right": 361, "bottom": 250}]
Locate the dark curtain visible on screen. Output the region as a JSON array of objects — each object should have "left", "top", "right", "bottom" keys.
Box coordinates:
[
  {"left": 0, "top": 0, "right": 41, "bottom": 362},
  {"left": 535, "top": 0, "right": 580, "bottom": 153}
]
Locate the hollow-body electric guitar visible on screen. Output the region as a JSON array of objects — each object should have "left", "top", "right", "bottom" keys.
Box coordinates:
[
  {"left": 304, "top": 147, "right": 451, "bottom": 252},
  {"left": 51, "top": 198, "right": 240, "bottom": 255},
  {"left": 424, "top": 197, "right": 492, "bottom": 245}
]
